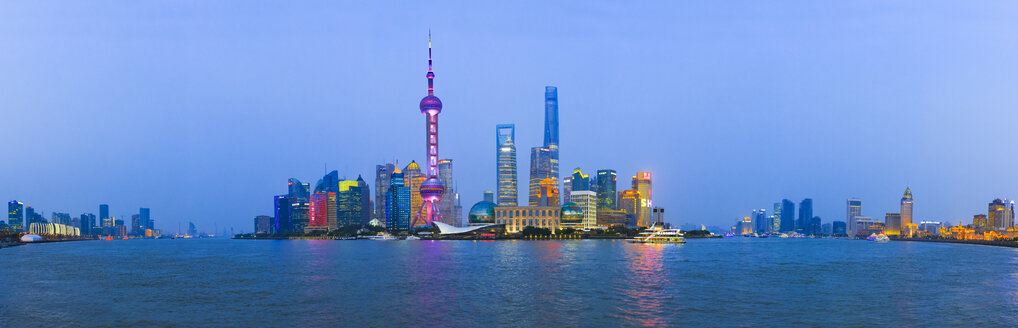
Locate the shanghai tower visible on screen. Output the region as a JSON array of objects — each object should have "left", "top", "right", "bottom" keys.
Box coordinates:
[
  {"left": 544, "top": 86, "right": 559, "bottom": 182},
  {"left": 413, "top": 33, "right": 445, "bottom": 228}
]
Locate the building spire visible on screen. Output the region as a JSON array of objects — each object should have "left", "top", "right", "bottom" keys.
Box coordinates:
[{"left": 427, "top": 31, "right": 434, "bottom": 96}]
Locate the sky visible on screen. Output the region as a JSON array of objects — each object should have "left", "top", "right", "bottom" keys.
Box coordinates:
[{"left": 2, "top": 1, "right": 1018, "bottom": 233}]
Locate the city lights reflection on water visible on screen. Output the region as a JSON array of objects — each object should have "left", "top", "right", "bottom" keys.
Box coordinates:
[{"left": 1, "top": 238, "right": 1017, "bottom": 327}]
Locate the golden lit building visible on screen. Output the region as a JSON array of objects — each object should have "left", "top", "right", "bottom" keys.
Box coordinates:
[
  {"left": 404, "top": 161, "right": 424, "bottom": 218},
  {"left": 632, "top": 172, "right": 652, "bottom": 227},
  {"left": 618, "top": 190, "right": 641, "bottom": 226},
  {"left": 538, "top": 178, "right": 560, "bottom": 207},
  {"left": 494, "top": 206, "right": 560, "bottom": 233}
]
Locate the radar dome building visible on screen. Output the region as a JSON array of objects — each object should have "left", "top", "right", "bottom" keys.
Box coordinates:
[
  {"left": 411, "top": 33, "right": 445, "bottom": 228},
  {"left": 561, "top": 202, "right": 583, "bottom": 227},
  {"left": 468, "top": 200, "right": 496, "bottom": 224}
]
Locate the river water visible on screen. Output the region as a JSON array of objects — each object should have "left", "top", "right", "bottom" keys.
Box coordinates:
[{"left": 2, "top": 238, "right": 1016, "bottom": 327}]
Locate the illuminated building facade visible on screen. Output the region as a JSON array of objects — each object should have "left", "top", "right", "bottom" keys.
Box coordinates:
[
  {"left": 287, "top": 178, "right": 310, "bottom": 232},
  {"left": 973, "top": 214, "right": 988, "bottom": 229},
  {"left": 632, "top": 172, "right": 652, "bottom": 227},
  {"left": 988, "top": 198, "right": 1015, "bottom": 230},
  {"left": 561, "top": 175, "right": 573, "bottom": 204},
  {"left": 309, "top": 193, "right": 329, "bottom": 229},
  {"left": 618, "top": 190, "right": 641, "bottom": 227},
  {"left": 900, "top": 187, "right": 913, "bottom": 232},
  {"left": 884, "top": 213, "right": 901, "bottom": 236},
  {"left": 404, "top": 161, "right": 424, "bottom": 221},
  {"left": 100, "top": 204, "right": 111, "bottom": 228},
  {"left": 496, "top": 124, "right": 518, "bottom": 207},
  {"left": 772, "top": 202, "right": 782, "bottom": 233},
  {"left": 571, "top": 168, "right": 590, "bottom": 192},
  {"left": 468, "top": 200, "right": 496, "bottom": 225},
  {"left": 338, "top": 179, "right": 364, "bottom": 228},
  {"left": 538, "top": 178, "right": 560, "bottom": 207},
  {"left": 571, "top": 190, "right": 598, "bottom": 229},
  {"left": 274, "top": 195, "right": 291, "bottom": 233},
  {"left": 561, "top": 203, "right": 583, "bottom": 228},
  {"left": 494, "top": 206, "right": 560, "bottom": 233},
  {"left": 528, "top": 147, "right": 552, "bottom": 206},
  {"left": 846, "top": 198, "right": 862, "bottom": 237},
  {"left": 8, "top": 200, "right": 24, "bottom": 232},
  {"left": 386, "top": 165, "right": 412, "bottom": 230},
  {"left": 544, "top": 86, "right": 559, "bottom": 187},
  {"left": 413, "top": 34, "right": 446, "bottom": 228},
  {"left": 596, "top": 170, "right": 617, "bottom": 211},
  {"left": 753, "top": 209, "right": 768, "bottom": 233}
]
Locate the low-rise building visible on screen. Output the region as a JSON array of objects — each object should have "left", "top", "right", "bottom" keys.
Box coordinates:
[{"left": 494, "top": 206, "right": 560, "bottom": 234}]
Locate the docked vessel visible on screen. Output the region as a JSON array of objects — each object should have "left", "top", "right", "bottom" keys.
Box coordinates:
[
  {"left": 367, "top": 232, "right": 398, "bottom": 241},
  {"left": 628, "top": 224, "right": 686, "bottom": 244},
  {"left": 867, "top": 233, "right": 890, "bottom": 242},
  {"left": 404, "top": 236, "right": 421, "bottom": 241}
]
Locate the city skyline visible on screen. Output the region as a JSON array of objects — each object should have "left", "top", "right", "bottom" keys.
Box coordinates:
[{"left": 3, "top": 2, "right": 1018, "bottom": 232}]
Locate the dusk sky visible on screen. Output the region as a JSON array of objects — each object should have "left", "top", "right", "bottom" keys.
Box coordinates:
[{"left": 2, "top": 1, "right": 1017, "bottom": 232}]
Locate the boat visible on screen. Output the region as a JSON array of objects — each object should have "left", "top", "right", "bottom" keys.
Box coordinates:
[
  {"left": 778, "top": 233, "right": 789, "bottom": 238},
  {"left": 367, "top": 232, "right": 398, "bottom": 241},
  {"left": 404, "top": 236, "right": 421, "bottom": 241},
  {"left": 867, "top": 233, "right": 890, "bottom": 242},
  {"left": 627, "top": 224, "right": 686, "bottom": 244},
  {"left": 759, "top": 234, "right": 768, "bottom": 238}
]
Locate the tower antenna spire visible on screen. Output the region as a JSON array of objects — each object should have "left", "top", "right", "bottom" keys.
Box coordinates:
[{"left": 427, "top": 30, "right": 434, "bottom": 96}]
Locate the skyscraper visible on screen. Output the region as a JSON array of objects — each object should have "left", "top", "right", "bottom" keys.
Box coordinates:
[
  {"left": 79, "top": 213, "right": 95, "bottom": 236},
  {"left": 537, "top": 178, "right": 560, "bottom": 207},
  {"left": 140, "top": 208, "right": 151, "bottom": 231},
  {"left": 357, "top": 175, "right": 372, "bottom": 226},
  {"left": 797, "top": 198, "right": 813, "bottom": 233},
  {"left": 386, "top": 165, "right": 412, "bottom": 230},
  {"left": 438, "top": 159, "right": 461, "bottom": 226},
  {"left": 780, "top": 199, "right": 795, "bottom": 232},
  {"left": 496, "top": 124, "right": 518, "bottom": 207},
  {"left": 595, "top": 170, "right": 617, "bottom": 211},
  {"left": 884, "top": 213, "right": 901, "bottom": 236},
  {"left": 337, "top": 179, "right": 364, "bottom": 228},
  {"left": 561, "top": 175, "right": 573, "bottom": 204},
  {"left": 846, "top": 198, "right": 862, "bottom": 237},
  {"left": 753, "top": 209, "right": 768, "bottom": 233},
  {"left": 100, "top": 204, "right": 111, "bottom": 228},
  {"left": 571, "top": 190, "right": 597, "bottom": 229},
  {"left": 528, "top": 147, "right": 552, "bottom": 206},
  {"left": 287, "top": 178, "right": 310, "bottom": 232},
  {"left": 618, "top": 190, "right": 641, "bottom": 227},
  {"left": 988, "top": 198, "right": 1015, "bottom": 231},
  {"left": 900, "top": 187, "right": 913, "bottom": 233},
  {"left": 374, "top": 164, "right": 394, "bottom": 222},
  {"left": 571, "top": 168, "right": 590, "bottom": 192},
  {"left": 274, "top": 195, "right": 291, "bottom": 234},
  {"left": 772, "top": 202, "right": 781, "bottom": 233},
  {"left": 413, "top": 34, "right": 446, "bottom": 229},
  {"left": 8, "top": 201, "right": 24, "bottom": 232},
  {"left": 544, "top": 86, "right": 559, "bottom": 184},
  {"left": 404, "top": 161, "right": 424, "bottom": 221},
  {"left": 632, "top": 172, "right": 652, "bottom": 227}
]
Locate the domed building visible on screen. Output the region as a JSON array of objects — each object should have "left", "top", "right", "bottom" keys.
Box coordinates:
[
  {"left": 561, "top": 202, "right": 583, "bottom": 227},
  {"left": 468, "top": 200, "right": 496, "bottom": 225}
]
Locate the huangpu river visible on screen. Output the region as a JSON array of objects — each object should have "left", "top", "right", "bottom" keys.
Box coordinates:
[{"left": 2, "top": 238, "right": 1017, "bottom": 327}]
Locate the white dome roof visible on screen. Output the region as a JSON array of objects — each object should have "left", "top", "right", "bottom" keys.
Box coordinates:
[{"left": 21, "top": 234, "right": 43, "bottom": 242}]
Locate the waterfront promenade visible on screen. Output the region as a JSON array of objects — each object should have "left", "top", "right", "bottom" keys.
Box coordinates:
[{"left": 894, "top": 237, "right": 1018, "bottom": 248}]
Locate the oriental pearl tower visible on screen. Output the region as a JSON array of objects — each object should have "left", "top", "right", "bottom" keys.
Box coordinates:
[{"left": 413, "top": 33, "right": 445, "bottom": 228}]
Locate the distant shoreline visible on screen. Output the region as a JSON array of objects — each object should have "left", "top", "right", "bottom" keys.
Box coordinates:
[{"left": 893, "top": 238, "right": 1018, "bottom": 248}]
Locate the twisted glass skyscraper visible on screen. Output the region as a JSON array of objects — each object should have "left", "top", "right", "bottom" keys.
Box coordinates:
[{"left": 544, "top": 86, "right": 559, "bottom": 182}]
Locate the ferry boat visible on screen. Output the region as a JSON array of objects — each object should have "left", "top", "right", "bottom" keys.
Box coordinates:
[
  {"left": 867, "top": 233, "right": 890, "bottom": 242},
  {"left": 627, "top": 224, "right": 686, "bottom": 244},
  {"left": 367, "top": 232, "right": 398, "bottom": 241}
]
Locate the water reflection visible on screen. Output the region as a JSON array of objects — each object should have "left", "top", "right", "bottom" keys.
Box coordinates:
[{"left": 618, "top": 243, "right": 675, "bottom": 326}]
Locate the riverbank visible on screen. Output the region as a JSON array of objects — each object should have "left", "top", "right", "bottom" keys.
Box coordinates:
[{"left": 894, "top": 238, "right": 1018, "bottom": 248}]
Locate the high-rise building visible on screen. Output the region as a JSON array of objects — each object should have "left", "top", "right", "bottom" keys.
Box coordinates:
[
  {"left": 901, "top": 187, "right": 913, "bottom": 232},
  {"left": 386, "top": 165, "right": 412, "bottom": 230},
  {"left": 254, "top": 215, "right": 273, "bottom": 234},
  {"left": 571, "top": 168, "right": 590, "bottom": 192},
  {"left": 338, "top": 179, "right": 364, "bottom": 228},
  {"left": 438, "top": 159, "right": 462, "bottom": 226},
  {"left": 884, "top": 213, "right": 902, "bottom": 236},
  {"left": 846, "top": 198, "right": 862, "bottom": 237},
  {"left": 537, "top": 178, "right": 560, "bottom": 207},
  {"left": 140, "top": 208, "right": 151, "bottom": 231},
  {"left": 544, "top": 86, "right": 559, "bottom": 183},
  {"left": 309, "top": 193, "right": 330, "bottom": 229},
  {"left": 561, "top": 175, "right": 573, "bottom": 204},
  {"left": 357, "top": 176, "right": 371, "bottom": 226},
  {"left": 413, "top": 34, "right": 446, "bottom": 229},
  {"left": 797, "top": 198, "right": 813, "bottom": 233},
  {"left": 287, "top": 178, "right": 310, "bottom": 232},
  {"left": 652, "top": 207, "right": 665, "bottom": 226},
  {"left": 274, "top": 195, "right": 291, "bottom": 234},
  {"left": 832, "top": 221, "right": 847, "bottom": 235},
  {"left": 79, "top": 213, "right": 95, "bottom": 236},
  {"left": 100, "top": 204, "right": 111, "bottom": 228},
  {"left": 131, "top": 214, "right": 141, "bottom": 236},
  {"left": 780, "top": 199, "right": 795, "bottom": 232},
  {"left": 618, "top": 190, "right": 641, "bottom": 228},
  {"left": 988, "top": 198, "right": 1015, "bottom": 231},
  {"left": 188, "top": 221, "right": 197, "bottom": 236},
  {"left": 571, "top": 190, "right": 597, "bottom": 229},
  {"left": 973, "top": 214, "right": 988, "bottom": 228},
  {"left": 753, "top": 209, "right": 768, "bottom": 233},
  {"left": 632, "top": 172, "right": 652, "bottom": 227},
  {"left": 496, "top": 124, "right": 518, "bottom": 207},
  {"left": 528, "top": 147, "right": 553, "bottom": 206},
  {"left": 8, "top": 201, "right": 24, "bottom": 232},
  {"left": 808, "top": 216, "right": 821, "bottom": 235},
  {"left": 772, "top": 202, "right": 781, "bottom": 233},
  {"left": 596, "top": 170, "right": 617, "bottom": 211},
  {"left": 374, "top": 164, "right": 395, "bottom": 222},
  {"left": 483, "top": 191, "right": 494, "bottom": 203}
]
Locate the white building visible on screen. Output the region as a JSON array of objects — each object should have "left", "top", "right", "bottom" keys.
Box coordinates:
[{"left": 571, "top": 190, "right": 598, "bottom": 229}]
